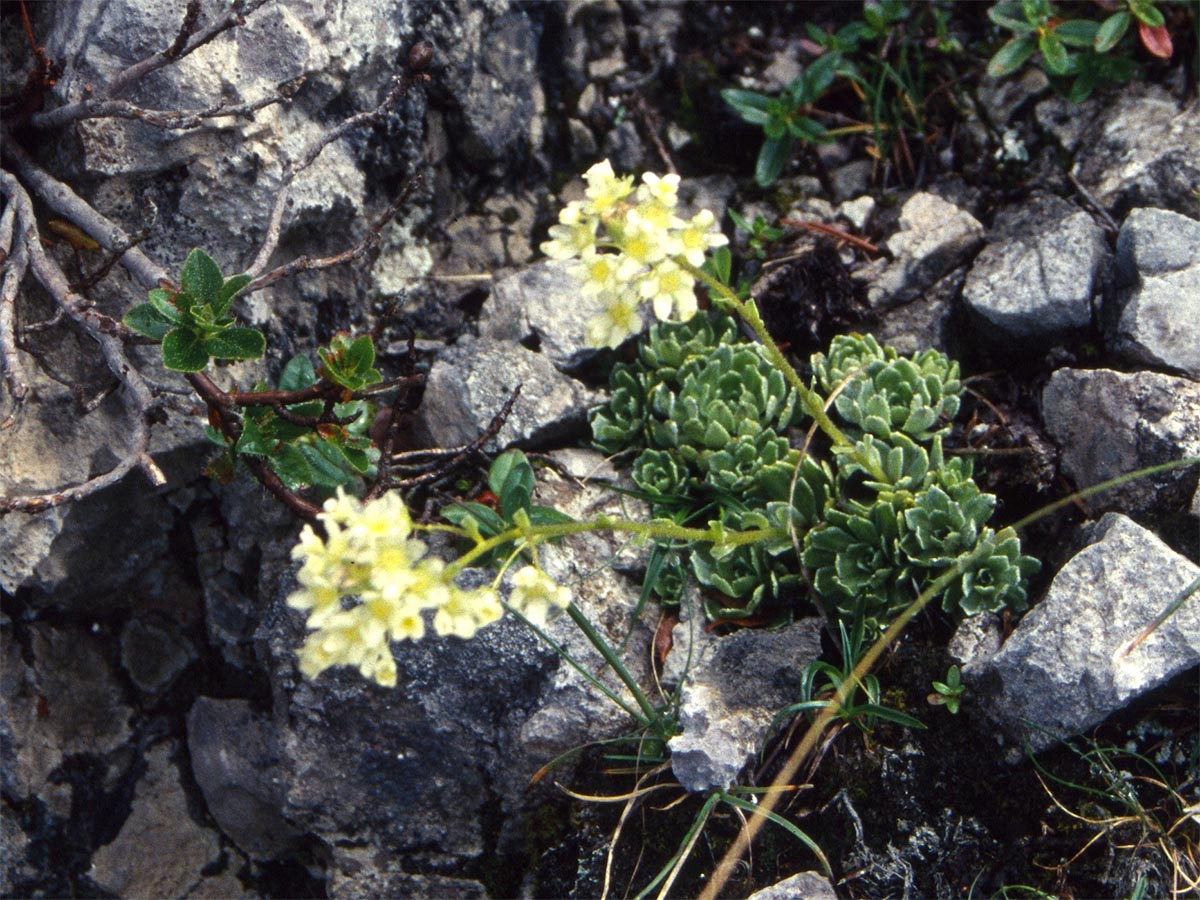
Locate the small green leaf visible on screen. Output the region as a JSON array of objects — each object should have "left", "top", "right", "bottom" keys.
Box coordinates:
[
  {"left": 989, "top": 1, "right": 1036, "bottom": 33},
  {"left": 204, "top": 327, "right": 266, "bottom": 361},
  {"left": 790, "top": 117, "right": 829, "bottom": 143},
  {"left": 1095, "top": 11, "right": 1131, "bottom": 52},
  {"left": 179, "top": 249, "right": 224, "bottom": 305},
  {"left": 444, "top": 501, "right": 507, "bottom": 538},
  {"left": 270, "top": 444, "right": 312, "bottom": 490},
  {"left": 703, "top": 246, "right": 732, "bottom": 286},
  {"left": 279, "top": 355, "right": 318, "bottom": 391},
  {"left": 343, "top": 335, "right": 376, "bottom": 376},
  {"left": 801, "top": 51, "right": 841, "bottom": 100},
  {"left": 215, "top": 273, "right": 252, "bottom": 317},
  {"left": 124, "top": 303, "right": 173, "bottom": 341},
  {"left": 1068, "top": 69, "right": 1097, "bottom": 103},
  {"left": 755, "top": 135, "right": 794, "bottom": 187},
  {"left": 1039, "top": 33, "right": 1070, "bottom": 74},
  {"left": 300, "top": 440, "right": 356, "bottom": 488},
  {"left": 526, "top": 506, "right": 577, "bottom": 526},
  {"left": 1129, "top": 0, "right": 1164, "bottom": 28},
  {"left": 162, "top": 327, "right": 210, "bottom": 372},
  {"left": 234, "top": 419, "right": 272, "bottom": 457},
  {"left": 987, "top": 36, "right": 1037, "bottom": 76},
  {"left": 147, "top": 288, "right": 188, "bottom": 324},
  {"left": 490, "top": 450, "right": 536, "bottom": 519},
  {"left": 720, "top": 89, "right": 773, "bottom": 125},
  {"left": 1054, "top": 19, "right": 1099, "bottom": 48}
]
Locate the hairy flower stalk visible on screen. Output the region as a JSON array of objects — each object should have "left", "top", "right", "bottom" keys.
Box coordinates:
[{"left": 289, "top": 487, "right": 786, "bottom": 685}]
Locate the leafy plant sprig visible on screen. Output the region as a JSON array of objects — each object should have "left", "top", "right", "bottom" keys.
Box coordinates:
[
  {"left": 986, "top": 0, "right": 1175, "bottom": 102},
  {"left": 125, "top": 248, "right": 263, "bottom": 372},
  {"left": 929, "top": 664, "right": 965, "bottom": 714},
  {"left": 721, "top": 51, "right": 842, "bottom": 186}
]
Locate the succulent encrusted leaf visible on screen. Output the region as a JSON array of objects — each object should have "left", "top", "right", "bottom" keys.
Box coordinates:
[
  {"left": 813, "top": 335, "right": 962, "bottom": 447},
  {"left": 591, "top": 364, "right": 647, "bottom": 454},
  {"left": 592, "top": 312, "right": 1035, "bottom": 629},
  {"left": 633, "top": 448, "right": 690, "bottom": 496},
  {"left": 940, "top": 526, "right": 1040, "bottom": 615}
]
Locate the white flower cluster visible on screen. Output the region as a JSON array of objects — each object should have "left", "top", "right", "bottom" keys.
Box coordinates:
[
  {"left": 288, "top": 489, "right": 571, "bottom": 687},
  {"left": 541, "top": 160, "right": 728, "bottom": 348},
  {"left": 288, "top": 489, "right": 502, "bottom": 686}
]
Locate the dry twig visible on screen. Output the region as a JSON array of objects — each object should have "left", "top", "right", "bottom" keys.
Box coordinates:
[
  {"left": 0, "top": 172, "right": 165, "bottom": 514},
  {"left": 27, "top": 0, "right": 272, "bottom": 130}
]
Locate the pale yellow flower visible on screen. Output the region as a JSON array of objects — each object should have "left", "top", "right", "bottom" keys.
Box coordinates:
[
  {"left": 577, "top": 248, "right": 621, "bottom": 297},
  {"left": 540, "top": 203, "right": 596, "bottom": 260},
  {"left": 678, "top": 209, "right": 728, "bottom": 267},
  {"left": 583, "top": 159, "right": 634, "bottom": 214},
  {"left": 433, "top": 587, "right": 504, "bottom": 639},
  {"left": 508, "top": 566, "right": 571, "bottom": 627},
  {"left": 585, "top": 292, "right": 644, "bottom": 348},
  {"left": 640, "top": 260, "right": 698, "bottom": 322}
]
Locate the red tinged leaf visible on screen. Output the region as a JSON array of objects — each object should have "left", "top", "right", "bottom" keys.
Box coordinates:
[
  {"left": 1138, "top": 21, "right": 1173, "bottom": 58},
  {"left": 653, "top": 610, "right": 679, "bottom": 670}
]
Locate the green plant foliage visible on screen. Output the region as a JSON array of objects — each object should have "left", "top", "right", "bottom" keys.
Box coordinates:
[
  {"left": 124, "top": 248, "right": 263, "bottom": 372},
  {"left": 230, "top": 351, "right": 380, "bottom": 491},
  {"left": 929, "top": 664, "right": 964, "bottom": 713},
  {"left": 985, "top": 0, "right": 1167, "bottom": 102},
  {"left": 318, "top": 332, "right": 382, "bottom": 391},
  {"left": 773, "top": 617, "right": 927, "bottom": 735},
  {"left": 721, "top": 51, "right": 841, "bottom": 186},
  {"left": 592, "top": 322, "right": 1038, "bottom": 635},
  {"left": 591, "top": 312, "right": 836, "bottom": 620},
  {"left": 443, "top": 450, "right": 576, "bottom": 566}
]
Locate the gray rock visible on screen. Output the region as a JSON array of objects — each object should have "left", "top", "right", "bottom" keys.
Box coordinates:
[
  {"left": 678, "top": 174, "right": 738, "bottom": 228},
  {"left": 415, "top": 337, "right": 601, "bottom": 451},
  {"left": 868, "top": 192, "right": 984, "bottom": 309},
  {"left": 1042, "top": 368, "right": 1200, "bottom": 518},
  {"left": 0, "top": 626, "right": 131, "bottom": 804},
  {"left": 747, "top": 870, "right": 839, "bottom": 900},
  {"left": 120, "top": 617, "right": 196, "bottom": 694},
  {"left": 603, "top": 119, "right": 646, "bottom": 173},
  {"left": 1071, "top": 86, "right": 1200, "bottom": 215},
  {"left": 327, "top": 853, "right": 486, "bottom": 900},
  {"left": 829, "top": 160, "right": 874, "bottom": 202},
  {"left": 187, "top": 698, "right": 299, "bottom": 860},
  {"left": 0, "top": 353, "right": 191, "bottom": 600},
  {"left": 667, "top": 617, "right": 824, "bottom": 793},
  {"left": 963, "top": 193, "right": 1108, "bottom": 342},
  {"left": 1115, "top": 208, "right": 1200, "bottom": 283},
  {"left": 456, "top": 11, "right": 539, "bottom": 163},
  {"left": 977, "top": 68, "right": 1050, "bottom": 126},
  {"left": 480, "top": 260, "right": 606, "bottom": 371},
  {"left": 871, "top": 266, "right": 963, "bottom": 356},
  {"left": 967, "top": 514, "right": 1200, "bottom": 753},
  {"left": 568, "top": 116, "right": 598, "bottom": 162},
  {"left": 1108, "top": 208, "right": 1200, "bottom": 378},
  {"left": 89, "top": 743, "right": 223, "bottom": 898},
  {"left": 837, "top": 195, "right": 876, "bottom": 230},
  {"left": 248, "top": 463, "right": 654, "bottom": 878}
]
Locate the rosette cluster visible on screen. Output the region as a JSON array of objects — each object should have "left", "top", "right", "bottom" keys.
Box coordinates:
[{"left": 541, "top": 160, "right": 728, "bottom": 348}]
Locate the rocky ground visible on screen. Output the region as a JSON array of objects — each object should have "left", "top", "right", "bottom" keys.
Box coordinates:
[{"left": 1, "top": 1, "right": 1198, "bottom": 898}]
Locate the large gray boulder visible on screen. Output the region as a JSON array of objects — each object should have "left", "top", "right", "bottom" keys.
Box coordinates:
[
  {"left": 963, "top": 193, "right": 1109, "bottom": 343},
  {"left": 1042, "top": 367, "right": 1200, "bottom": 518},
  {"left": 967, "top": 514, "right": 1200, "bottom": 753},
  {"left": 666, "top": 616, "right": 824, "bottom": 793},
  {"left": 1108, "top": 207, "right": 1200, "bottom": 379}
]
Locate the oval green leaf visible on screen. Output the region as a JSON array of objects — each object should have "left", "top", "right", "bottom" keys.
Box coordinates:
[
  {"left": 180, "top": 249, "right": 224, "bottom": 306},
  {"left": 124, "top": 303, "right": 173, "bottom": 341},
  {"left": 987, "top": 36, "right": 1037, "bottom": 77}
]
